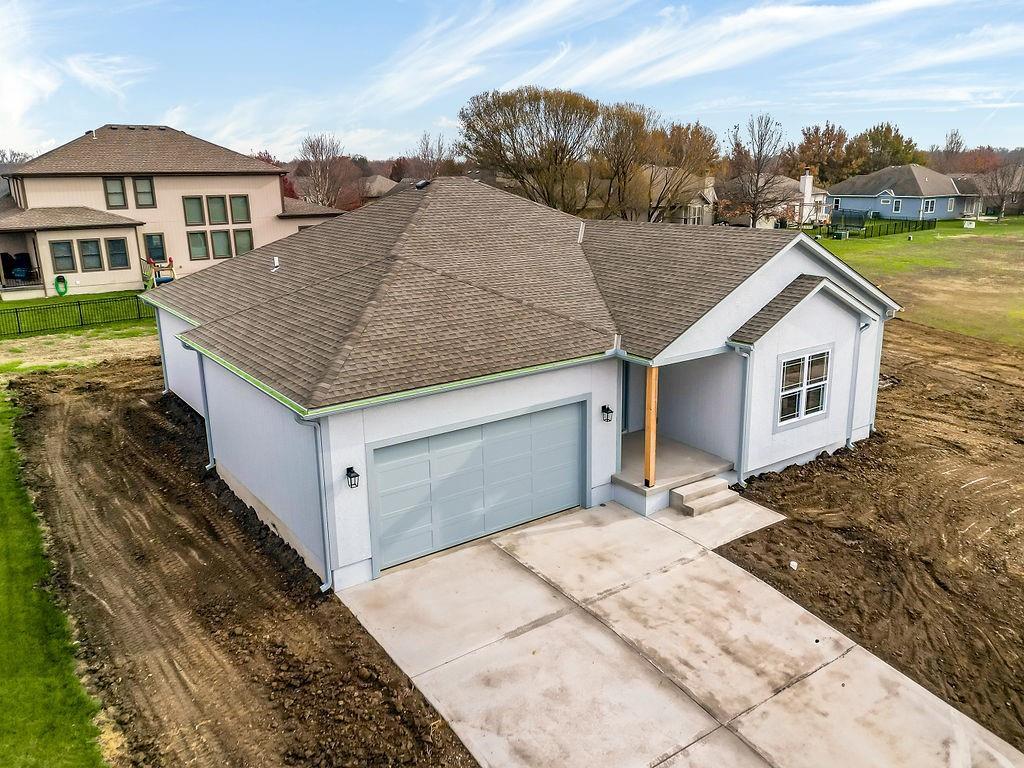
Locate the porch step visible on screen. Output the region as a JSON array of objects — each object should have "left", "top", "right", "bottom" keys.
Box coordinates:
[
  {"left": 669, "top": 477, "right": 729, "bottom": 506},
  {"left": 673, "top": 488, "right": 739, "bottom": 517}
]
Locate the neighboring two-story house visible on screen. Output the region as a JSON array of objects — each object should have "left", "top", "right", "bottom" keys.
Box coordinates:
[
  {"left": 825, "top": 164, "right": 979, "bottom": 221},
  {"left": 0, "top": 125, "right": 341, "bottom": 299}
]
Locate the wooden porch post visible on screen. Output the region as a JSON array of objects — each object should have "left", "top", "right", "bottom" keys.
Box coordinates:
[{"left": 643, "top": 366, "right": 659, "bottom": 487}]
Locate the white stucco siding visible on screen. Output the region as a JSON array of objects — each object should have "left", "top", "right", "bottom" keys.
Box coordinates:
[
  {"left": 655, "top": 241, "right": 885, "bottom": 362},
  {"left": 658, "top": 352, "right": 743, "bottom": 463},
  {"left": 744, "top": 290, "right": 864, "bottom": 475},
  {"left": 323, "top": 357, "right": 620, "bottom": 589},
  {"left": 157, "top": 309, "right": 203, "bottom": 412},
  {"left": 203, "top": 359, "right": 325, "bottom": 576}
]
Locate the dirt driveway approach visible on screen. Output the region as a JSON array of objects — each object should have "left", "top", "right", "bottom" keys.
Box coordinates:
[{"left": 15, "top": 358, "right": 475, "bottom": 767}]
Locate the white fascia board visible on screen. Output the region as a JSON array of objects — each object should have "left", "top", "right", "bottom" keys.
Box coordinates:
[{"left": 793, "top": 234, "right": 902, "bottom": 312}]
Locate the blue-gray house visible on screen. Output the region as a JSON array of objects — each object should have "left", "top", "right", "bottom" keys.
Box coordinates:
[{"left": 826, "top": 164, "right": 979, "bottom": 221}]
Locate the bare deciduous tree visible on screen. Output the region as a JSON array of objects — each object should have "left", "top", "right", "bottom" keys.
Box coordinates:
[
  {"left": 641, "top": 122, "right": 719, "bottom": 222},
  {"left": 459, "top": 86, "right": 602, "bottom": 214},
  {"left": 591, "top": 102, "right": 658, "bottom": 219},
  {"left": 0, "top": 149, "right": 31, "bottom": 165},
  {"left": 299, "top": 133, "right": 345, "bottom": 207},
  {"left": 719, "top": 114, "right": 792, "bottom": 227},
  {"left": 410, "top": 132, "right": 457, "bottom": 179},
  {"left": 980, "top": 156, "right": 1024, "bottom": 220}
]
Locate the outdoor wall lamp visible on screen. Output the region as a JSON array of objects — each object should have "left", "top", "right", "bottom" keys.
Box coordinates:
[
  {"left": 601, "top": 405, "right": 614, "bottom": 423},
  {"left": 346, "top": 467, "right": 360, "bottom": 489}
]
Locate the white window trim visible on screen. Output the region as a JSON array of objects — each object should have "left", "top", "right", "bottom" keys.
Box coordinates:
[
  {"left": 893, "top": 199, "right": 902, "bottom": 213},
  {"left": 774, "top": 345, "right": 832, "bottom": 432},
  {"left": 947, "top": 197, "right": 955, "bottom": 212},
  {"left": 832, "top": 198, "right": 841, "bottom": 210},
  {"left": 923, "top": 199, "right": 936, "bottom": 214},
  {"left": 880, "top": 198, "right": 891, "bottom": 205}
]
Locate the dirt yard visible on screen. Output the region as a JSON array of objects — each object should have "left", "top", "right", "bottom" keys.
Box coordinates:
[
  {"left": 721, "top": 319, "right": 1024, "bottom": 750},
  {"left": 14, "top": 358, "right": 476, "bottom": 768}
]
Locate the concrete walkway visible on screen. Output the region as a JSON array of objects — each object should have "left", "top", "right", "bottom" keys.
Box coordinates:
[{"left": 341, "top": 502, "right": 1024, "bottom": 768}]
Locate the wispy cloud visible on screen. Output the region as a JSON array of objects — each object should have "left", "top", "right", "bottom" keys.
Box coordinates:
[
  {"left": 63, "top": 53, "right": 149, "bottom": 99},
  {"left": 556, "top": 0, "right": 959, "bottom": 90},
  {"left": 0, "top": 1, "right": 62, "bottom": 151},
  {"left": 358, "top": 0, "right": 634, "bottom": 112},
  {"left": 500, "top": 41, "right": 577, "bottom": 90},
  {"left": 886, "top": 23, "right": 1024, "bottom": 73}
]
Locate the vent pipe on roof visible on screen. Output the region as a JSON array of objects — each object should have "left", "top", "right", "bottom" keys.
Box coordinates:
[
  {"left": 271, "top": 256, "right": 280, "bottom": 273},
  {"left": 415, "top": 179, "right": 430, "bottom": 190},
  {"left": 91, "top": 129, "right": 97, "bottom": 139},
  {"left": 577, "top": 221, "right": 586, "bottom": 244}
]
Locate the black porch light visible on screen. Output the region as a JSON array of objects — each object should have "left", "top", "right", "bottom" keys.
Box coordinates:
[
  {"left": 601, "top": 405, "right": 614, "bottom": 423},
  {"left": 345, "top": 466, "right": 360, "bottom": 489}
]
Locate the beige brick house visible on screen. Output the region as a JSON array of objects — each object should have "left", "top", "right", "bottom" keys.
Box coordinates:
[{"left": 0, "top": 125, "right": 341, "bottom": 299}]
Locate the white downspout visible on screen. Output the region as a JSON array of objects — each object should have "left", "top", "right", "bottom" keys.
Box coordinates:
[
  {"left": 730, "top": 343, "right": 754, "bottom": 487},
  {"left": 295, "top": 415, "right": 335, "bottom": 594},
  {"left": 187, "top": 344, "right": 215, "bottom": 471},
  {"left": 846, "top": 320, "right": 871, "bottom": 449}
]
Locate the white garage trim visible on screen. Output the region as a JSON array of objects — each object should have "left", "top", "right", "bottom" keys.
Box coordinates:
[{"left": 363, "top": 394, "right": 593, "bottom": 577}]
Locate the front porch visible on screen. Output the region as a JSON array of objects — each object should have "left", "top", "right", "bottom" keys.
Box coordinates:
[{"left": 613, "top": 431, "right": 732, "bottom": 496}]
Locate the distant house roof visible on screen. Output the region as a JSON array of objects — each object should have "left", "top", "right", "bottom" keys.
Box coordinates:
[
  {"left": 9, "top": 125, "right": 284, "bottom": 177},
  {"left": 828, "top": 164, "right": 972, "bottom": 198},
  {"left": 360, "top": 174, "right": 398, "bottom": 199},
  {"left": 278, "top": 197, "right": 343, "bottom": 218},
  {"left": 146, "top": 177, "right": 893, "bottom": 414},
  {"left": 0, "top": 204, "right": 143, "bottom": 233},
  {"left": 729, "top": 275, "right": 825, "bottom": 345}
]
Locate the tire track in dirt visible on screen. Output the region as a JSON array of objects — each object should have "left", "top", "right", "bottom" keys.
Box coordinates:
[{"left": 15, "top": 359, "right": 477, "bottom": 768}]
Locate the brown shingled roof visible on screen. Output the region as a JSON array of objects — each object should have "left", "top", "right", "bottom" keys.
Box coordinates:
[
  {"left": 0, "top": 205, "right": 143, "bottom": 232},
  {"left": 278, "top": 197, "right": 344, "bottom": 218},
  {"left": 149, "top": 178, "right": 829, "bottom": 412},
  {"left": 11, "top": 125, "right": 283, "bottom": 177},
  {"left": 581, "top": 221, "right": 799, "bottom": 359},
  {"left": 827, "top": 164, "right": 970, "bottom": 198},
  {"left": 729, "top": 275, "right": 825, "bottom": 345}
]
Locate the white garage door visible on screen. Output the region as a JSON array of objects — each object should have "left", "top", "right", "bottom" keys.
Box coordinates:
[{"left": 373, "top": 402, "right": 583, "bottom": 570}]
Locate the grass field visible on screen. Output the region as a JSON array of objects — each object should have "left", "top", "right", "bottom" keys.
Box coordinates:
[
  {"left": 0, "top": 387, "right": 104, "bottom": 767},
  {"left": 0, "top": 290, "right": 155, "bottom": 338},
  {"left": 0, "top": 290, "right": 143, "bottom": 308},
  {"left": 823, "top": 217, "right": 1024, "bottom": 348}
]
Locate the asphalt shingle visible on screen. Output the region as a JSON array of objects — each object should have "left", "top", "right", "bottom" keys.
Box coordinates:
[{"left": 728, "top": 275, "right": 825, "bottom": 345}]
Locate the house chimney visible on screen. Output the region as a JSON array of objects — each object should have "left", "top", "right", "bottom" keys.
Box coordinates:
[{"left": 800, "top": 167, "right": 813, "bottom": 206}]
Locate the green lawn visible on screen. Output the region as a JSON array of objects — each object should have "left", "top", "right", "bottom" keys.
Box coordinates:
[
  {"left": 0, "top": 388, "right": 104, "bottom": 767},
  {"left": 821, "top": 217, "right": 1024, "bottom": 348},
  {"left": 0, "top": 291, "right": 155, "bottom": 338}
]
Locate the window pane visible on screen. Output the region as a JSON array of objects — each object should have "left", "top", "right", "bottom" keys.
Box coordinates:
[
  {"left": 79, "top": 240, "right": 103, "bottom": 271},
  {"left": 230, "top": 195, "right": 250, "bottom": 223},
  {"left": 805, "top": 385, "right": 826, "bottom": 415},
  {"left": 808, "top": 352, "right": 829, "bottom": 383},
  {"left": 188, "top": 231, "right": 210, "bottom": 259},
  {"left": 207, "top": 196, "right": 228, "bottom": 225},
  {"left": 134, "top": 177, "right": 155, "bottom": 206},
  {"left": 104, "top": 178, "right": 126, "bottom": 208},
  {"left": 50, "top": 241, "right": 75, "bottom": 272},
  {"left": 233, "top": 229, "right": 253, "bottom": 254},
  {"left": 781, "top": 359, "right": 804, "bottom": 390},
  {"left": 144, "top": 233, "right": 166, "bottom": 262},
  {"left": 183, "top": 196, "right": 205, "bottom": 225},
  {"left": 779, "top": 392, "right": 801, "bottom": 421},
  {"left": 106, "top": 239, "right": 129, "bottom": 269},
  {"left": 211, "top": 230, "right": 232, "bottom": 258}
]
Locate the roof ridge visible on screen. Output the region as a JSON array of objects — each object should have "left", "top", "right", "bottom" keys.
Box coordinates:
[{"left": 304, "top": 184, "right": 435, "bottom": 404}]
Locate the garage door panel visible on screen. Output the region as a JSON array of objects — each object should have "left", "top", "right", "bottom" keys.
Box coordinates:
[
  {"left": 485, "top": 453, "right": 533, "bottom": 484},
  {"left": 483, "top": 433, "right": 533, "bottom": 463},
  {"left": 430, "top": 445, "right": 483, "bottom": 478},
  {"left": 431, "top": 467, "right": 484, "bottom": 500},
  {"left": 374, "top": 402, "right": 583, "bottom": 570},
  {"left": 379, "top": 502, "right": 432, "bottom": 539},
  {"left": 378, "top": 482, "right": 432, "bottom": 516}
]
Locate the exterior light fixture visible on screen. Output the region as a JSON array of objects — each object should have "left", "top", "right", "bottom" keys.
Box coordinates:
[
  {"left": 601, "top": 405, "right": 614, "bottom": 423},
  {"left": 345, "top": 467, "right": 360, "bottom": 489}
]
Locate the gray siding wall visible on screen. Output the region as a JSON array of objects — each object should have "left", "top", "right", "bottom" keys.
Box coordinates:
[
  {"left": 203, "top": 359, "right": 325, "bottom": 576},
  {"left": 157, "top": 309, "right": 203, "bottom": 412},
  {"left": 658, "top": 352, "right": 743, "bottom": 463}
]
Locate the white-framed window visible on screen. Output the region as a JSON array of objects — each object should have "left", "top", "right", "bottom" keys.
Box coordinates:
[
  {"left": 947, "top": 197, "right": 955, "bottom": 213},
  {"left": 923, "top": 199, "right": 936, "bottom": 214},
  {"left": 893, "top": 199, "right": 902, "bottom": 213},
  {"left": 832, "top": 198, "right": 841, "bottom": 210},
  {"left": 880, "top": 198, "right": 891, "bottom": 206},
  {"left": 778, "top": 349, "right": 830, "bottom": 425}
]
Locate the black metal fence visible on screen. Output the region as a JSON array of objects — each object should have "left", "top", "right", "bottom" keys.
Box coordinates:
[
  {"left": 809, "top": 214, "right": 937, "bottom": 240},
  {"left": 0, "top": 294, "right": 155, "bottom": 337}
]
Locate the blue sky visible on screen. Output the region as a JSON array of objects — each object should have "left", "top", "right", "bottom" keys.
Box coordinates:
[{"left": 3, "top": 0, "right": 1023, "bottom": 160}]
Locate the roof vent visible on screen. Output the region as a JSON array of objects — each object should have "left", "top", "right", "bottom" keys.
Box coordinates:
[
  {"left": 415, "top": 179, "right": 430, "bottom": 190},
  {"left": 271, "top": 256, "right": 280, "bottom": 273}
]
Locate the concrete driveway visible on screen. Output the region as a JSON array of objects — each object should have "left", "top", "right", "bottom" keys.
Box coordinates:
[{"left": 341, "top": 502, "right": 1024, "bottom": 768}]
